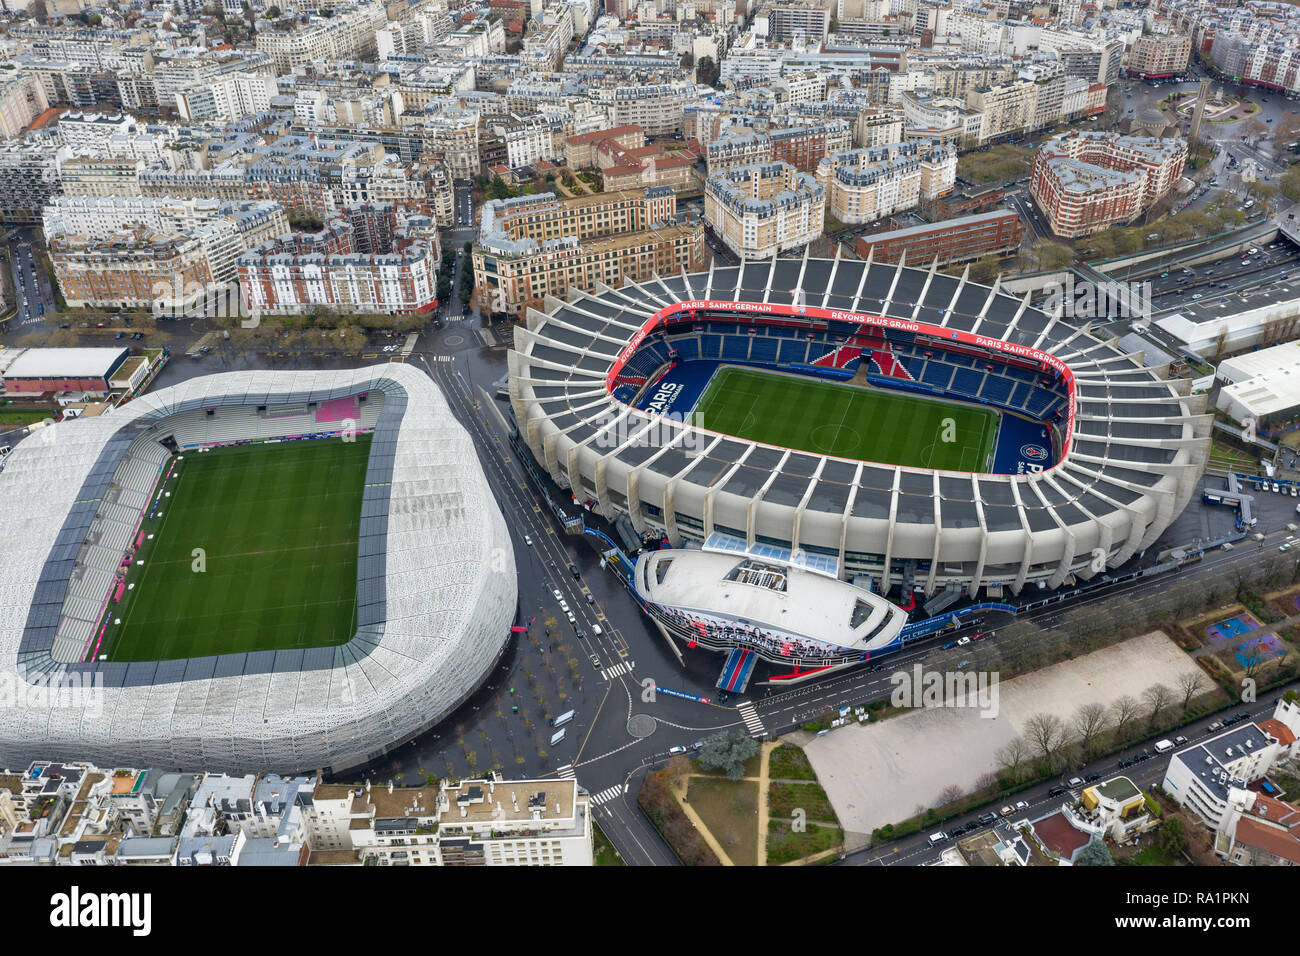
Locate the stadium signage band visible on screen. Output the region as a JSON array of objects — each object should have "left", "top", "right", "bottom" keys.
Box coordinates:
[{"left": 606, "top": 300, "right": 1077, "bottom": 466}]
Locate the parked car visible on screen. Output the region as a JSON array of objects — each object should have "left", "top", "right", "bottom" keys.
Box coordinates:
[
  {"left": 1000, "top": 805, "right": 1014, "bottom": 816},
  {"left": 1084, "top": 773, "right": 1101, "bottom": 783},
  {"left": 1048, "top": 785, "right": 1070, "bottom": 796},
  {"left": 1014, "top": 800, "right": 1030, "bottom": 811},
  {"left": 956, "top": 636, "right": 972, "bottom": 646},
  {"left": 978, "top": 812, "right": 997, "bottom": 825}
]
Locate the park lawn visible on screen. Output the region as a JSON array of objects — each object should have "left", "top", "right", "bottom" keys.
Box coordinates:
[
  {"left": 694, "top": 366, "right": 998, "bottom": 471},
  {"left": 768, "top": 781, "right": 840, "bottom": 824},
  {"left": 687, "top": 776, "right": 760, "bottom": 866},
  {"left": 768, "top": 743, "right": 817, "bottom": 781},
  {"left": 105, "top": 435, "right": 370, "bottom": 661},
  {"left": 766, "top": 820, "right": 844, "bottom": 864}
]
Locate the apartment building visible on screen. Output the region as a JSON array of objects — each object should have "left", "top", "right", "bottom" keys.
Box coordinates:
[
  {"left": 305, "top": 776, "right": 593, "bottom": 866},
  {"left": 55, "top": 110, "right": 135, "bottom": 153},
  {"left": 1031, "top": 130, "right": 1187, "bottom": 237},
  {"left": 174, "top": 72, "right": 278, "bottom": 123},
  {"left": 595, "top": 82, "right": 694, "bottom": 136},
  {"left": 705, "top": 161, "right": 825, "bottom": 259},
  {"left": 1126, "top": 32, "right": 1192, "bottom": 79},
  {"left": 0, "top": 142, "right": 70, "bottom": 223},
  {"left": 902, "top": 92, "right": 984, "bottom": 148},
  {"left": 566, "top": 124, "right": 645, "bottom": 170},
  {"left": 761, "top": 1, "right": 831, "bottom": 43},
  {"left": 238, "top": 204, "right": 440, "bottom": 315},
  {"left": 0, "top": 74, "right": 49, "bottom": 141},
  {"left": 707, "top": 121, "right": 853, "bottom": 175},
  {"left": 51, "top": 226, "right": 215, "bottom": 310},
  {"left": 1161, "top": 697, "right": 1300, "bottom": 829},
  {"left": 255, "top": 2, "right": 388, "bottom": 74},
  {"left": 474, "top": 187, "right": 700, "bottom": 315},
  {"left": 854, "top": 209, "right": 1023, "bottom": 266},
  {"left": 816, "top": 140, "right": 957, "bottom": 226}
]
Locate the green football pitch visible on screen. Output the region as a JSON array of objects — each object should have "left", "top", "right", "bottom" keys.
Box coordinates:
[
  {"left": 692, "top": 366, "right": 1000, "bottom": 470},
  {"left": 103, "top": 435, "right": 372, "bottom": 662}
]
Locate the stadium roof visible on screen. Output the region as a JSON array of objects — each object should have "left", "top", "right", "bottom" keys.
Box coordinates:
[
  {"left": 509, "top": 250, "right": 1209, "bottom": 595},
  {"left": 0, "top": 364, "right": 515, "bottom": 774}
]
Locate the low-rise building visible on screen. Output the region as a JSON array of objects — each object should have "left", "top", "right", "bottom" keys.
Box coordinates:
[{"left": 854, "top": 210, "right": 1022, "bottom": 266}]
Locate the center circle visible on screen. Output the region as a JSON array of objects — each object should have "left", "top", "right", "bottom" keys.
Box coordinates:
[
  {"left": 444, "top": 334, "right": 465, "bottom": 346},
  {"left": 810, "top": 423, "right": 861, "bottom": 452},
  {"left": 627, "top": 714, "right": 657, "bottom": 738}
]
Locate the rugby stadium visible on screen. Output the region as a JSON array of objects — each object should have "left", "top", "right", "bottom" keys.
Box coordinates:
[
  {"left": 508, "top": 252, "right": 1210, "bottom": 599},
  {"left": 0, "top": 364, "right": 516, "bottom": 774}
]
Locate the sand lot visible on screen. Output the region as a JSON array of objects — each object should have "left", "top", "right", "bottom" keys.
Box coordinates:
[{"left": 804, "top": 631, "right": 1202, "bottom": 837}]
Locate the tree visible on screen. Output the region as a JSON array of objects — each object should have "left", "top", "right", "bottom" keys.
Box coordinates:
[
  {"left": 936, "top": 784, "right": 963, "bottom": 807},
  {"left": 996, "top": 736, "right": 1031, "bottom": 780},
  {"left": 1111, "top": 694, "right": 1141, "bottom": 742},
  {"left": 968, "top": 253, "right": 1003, "bottom": 284},
  {"left": 1155, "top": 817, "right": 1187, "bottom": 859},
  {"left": 29, "top": 0, "right": 47, "bottom": 23},
  {"left": 696, "top": 56, "right": 719, "bottom": 88},
  {"left": 696, "top": 730, "right": 759, "bottom": 780},
  {"left": 1075, "top": 837, "right": 1115, "bottom": 866},
  {"left": 1073, "top": 703, "right": 1110, "bottom": 758},
  {"left": 266, "top": 4, "right": 281, "bottom": 18},
  {"left": 1282, "top": 164, "right": 1300, "bottom": 203},
  {"left": 1025, "top": 712, "right": 1066, "bottom": 768},
  {"left": 1143, "top": 683, "right": 1176, "bottom": 727}
]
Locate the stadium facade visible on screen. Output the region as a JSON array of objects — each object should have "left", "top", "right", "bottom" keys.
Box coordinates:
[
  {"left": 509, "top": 253, "right": 1210, "bottom": 599},
  {"left": 0, "top": 364, "right": 516, "bottom": 774}
]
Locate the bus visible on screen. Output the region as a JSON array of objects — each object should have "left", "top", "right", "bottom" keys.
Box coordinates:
[{"left": 551, "top": 709, "right": 575, "bottom": 728}]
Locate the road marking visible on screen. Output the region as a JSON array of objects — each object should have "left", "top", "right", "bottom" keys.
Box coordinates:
[
  {"left": 590, "top": 784, "right": 627, "bottom": 806},
  {"left": 602, "top": 661, "right": 630, "bottom": 681},
  {"left": 556, "top": 764, "right": 576, "bottom": 779},
  {"left": 737, "top": 701, "right": 766, "bottom": 735}
]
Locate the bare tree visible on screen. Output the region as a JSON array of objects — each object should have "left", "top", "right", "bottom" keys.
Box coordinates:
[
  {"left": 1025, "top": 712, "right": 1066, "bottom": 767},
  {"left": 1111, "top": 694, "right": 1141, "bottom": 742},
  {"left": 936, "top": 784, "right": 963, "bottom": 808},
  {"left": 1178, "top": 671, "right": 1207, "bottom": 714},
  {"left": 1073, "top": 702, "right": 1110, "bottom": 758},
  {"left": 1143, "top": 683, "right": 1176, "bottom": 727},
  {"left": 996, "top": 736, "right": 1032, "bottom": 780}
]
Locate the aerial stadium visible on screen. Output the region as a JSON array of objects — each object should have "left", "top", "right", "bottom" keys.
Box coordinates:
[
  {"left": 508, "top": 252, "right": 1210, "bottom": 606},
  {"left": 0, "top": 364, "right": 516, "bottom": 774}
]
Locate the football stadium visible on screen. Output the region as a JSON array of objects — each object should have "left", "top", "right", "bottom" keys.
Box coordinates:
[
  {"left": 509, "top": 253, "right": 1209, "bottom": 600},
  {"left": 0, "top": 364, "right": 516, "bottom": 773}
]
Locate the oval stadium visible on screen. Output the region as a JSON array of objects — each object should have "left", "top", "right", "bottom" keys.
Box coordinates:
[
  {"left": 0, "top": 364, "right": 516, "bottom": 774},
  {"left": 508, "top": 253, "right": 1209, "bottom": 601}
]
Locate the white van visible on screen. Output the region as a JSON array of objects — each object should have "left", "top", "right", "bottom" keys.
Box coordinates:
[
  {"left": 592, "top": 624, "right": 603, "bottom": 636},
  {"left": 928, "top": 832, "right": 948, "bottom": 847},
  {"left": 1154, "top": 739, "right": 1175, "bottom": 753}
]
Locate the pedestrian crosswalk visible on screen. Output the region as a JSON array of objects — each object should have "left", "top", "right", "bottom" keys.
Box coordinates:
[
  {"left": 556, "top": 764, "right": 576, "bottom": 780},
  {"left": 737, "top": 701, "right": 766, "bottom": 736},
  {"left": 602, "top": 661, "right": 631, "bottom": 680},
  {"left": 590, "top": 784, "right": 627, "bottom": 806}
]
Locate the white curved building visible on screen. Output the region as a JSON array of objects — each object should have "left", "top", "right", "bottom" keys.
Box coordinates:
[
  {"left": 0, "top": 364, "right": 515, "bottom": 774},
  {"left": 634, "top": 549, "right": 907, "bottom": 674},
  {"left": 509, "top": 252, "right": 1210, "bottom": 599}
]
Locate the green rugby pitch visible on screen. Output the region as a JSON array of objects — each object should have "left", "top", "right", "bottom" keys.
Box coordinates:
[{"left": 103, "top": 435, "right": 371, "bottom": 662}]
